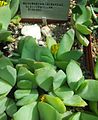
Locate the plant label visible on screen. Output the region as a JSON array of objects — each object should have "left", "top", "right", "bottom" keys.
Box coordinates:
[{"left": 20, "top": 0, "right": 70, "bottom": 21}]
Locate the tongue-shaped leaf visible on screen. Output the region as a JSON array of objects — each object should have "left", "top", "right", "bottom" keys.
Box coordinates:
[
  {"left": 63, "top": 95, "right": 87, "bottom": 107},
  {"left": 66, "top": 60, "right": 84, "bottom": 90},
  {"left": 53, "top": 70, "right": 66, "bottom": 90},
  {"left": 0, "top": 66, "right": 16, "bottom": 86},
  {"left": 0, "top": 79, "right": 12, "bottom": 95},
  {"left": 0, "top": 97, "right": 7, "bottom": 115},
  {"left": 0, "top": 113, "right": 7, "bottom": 120},
  {"left": 69, "top": 112, "right": 81, "bottom": 120},
  {"left": 35, "top": 67, "right": 56, "bottom": 91},
  {"left": 38, "top": 102, "right": 62, "bottom": 120},
  {"left": 13, "top": 102, "right": 39, "bottom": 120},
  {"left": 0, "top": 5, "right": 11, "bottom": 30},
  {"left": 57, "top": 29, "right": 75, "bottom": 58},
  {"left": 81, "top": 112, "right": 98, "bottom": 120},
  {"left": 77, "top": 80, "right": 98, "bottom": 101}
]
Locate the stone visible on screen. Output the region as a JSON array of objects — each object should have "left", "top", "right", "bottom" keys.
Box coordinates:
[{"left": 21, "top": 24, "right": 41, "bottom": 40}]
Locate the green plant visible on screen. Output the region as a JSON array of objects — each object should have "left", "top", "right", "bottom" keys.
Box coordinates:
[
  {"left": 72, "top": 1, "right": 92, "bottom": 46},
  {"left": 11, "top": 29, "right": 82, "bottom": 71},
  {"left": 0, "top": 0, "right": 17, "bottom": 43},
  {"left": 0, "top": 1, "right": 11, "bottom": 30},
  {"left": 1, "top": 47, "right": 98, "bottom": 119}
]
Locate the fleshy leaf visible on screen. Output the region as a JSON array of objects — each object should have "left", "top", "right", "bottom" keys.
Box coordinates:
[
  {"left": 0, "top": 56, "right": 13, "bottom": 68},
  {"left": 0, "top": 113, "right": 7, "bottom": 120},
  {"left": 54, "top": 86, "right": 74, "bottom": 100},
  {"left": 55, "top": 61, "right": 69, "bottom": 71},
  {"left": 18, "top": 36, "right": 37, "bottom": 59},
  {"left": 57, "top": 50, "right": 83, "bottom": 61},
  {"left": 0, "top": 97, "right": 7, "bottom": 115},
  {"left": 10, "top": 0, "right": 19, "bottom": 18},
  {"left": 66, "top": 60, "right": 84, "bottom": 90},
  {"left": 0, "top": 79, "right": 12, "bottom": 95},
  {"left": 63, "top": 95, "right": 87, "bottom": 107},
  {"left": 46, "top": 36, "right": 57, "bottom": 50},
  {"left": 76, "top": 31, "right": 89, "bottom": 46},
  {"left": 6, "top": 98, "right": 17, "bottom": 117},
  {"left": 53, "top": 70, "right": 66, "bottom": 90},
  {"left": 76, "top": 6, "right": 91, "bottom": 24},
  {"left": 0, "top": 66, "right": 16, "bottom": 86},
  {"left": 69, "top": 112, "right": 81, "bottom": 120},
  {"left": 77, "top": 80, "right": 98, "bottom": 101},
  {"left": 16, "top": 90, "right": 38, "bottom": 106},
  {"left": 13, "top": 102, "right": 39, "bottom": 120},
  {"left": 75, "top": 23, "right": 92, "bottom": 35},
  {"left": 35, "top": 67, "right": 56, "bottom": 91},
  {"left": 17, "top": 66, "right": 36, "bottom": 88},
  {"left": 14, "top": 90, "right": 31, "bottom": 100},
  {"left": 57, "top": 29, "right": 75, "bottom": 58},
  {"left": 81, "top": 112, "right": 98, "bottom": 120},
  {"left": 38, "top": 102, "right": 62, "bottom": 120},
  {"left": 0, "top": 5, "right": 11, "bottom": 29},
  {"left": 35, "top": 46, "right": 54, "bottom": 65}
]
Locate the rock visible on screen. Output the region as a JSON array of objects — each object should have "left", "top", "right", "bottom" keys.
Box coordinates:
[
  {"left": 21, "top": 24, "right": 41, "bottom": 40},
  {"left": 41, "top": 25, "right": 52, "bottom": 37}
]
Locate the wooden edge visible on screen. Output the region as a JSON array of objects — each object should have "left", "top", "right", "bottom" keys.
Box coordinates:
[
  {"left": 83, "top": 35, "right": 94, "bottom": 78},
  {"left": 20, "top": 18, "right": 70, "bottom": 24}
]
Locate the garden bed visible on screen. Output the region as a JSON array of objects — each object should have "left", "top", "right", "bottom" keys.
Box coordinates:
[{"left": 1, "top": 0, "right": 98, "bottom": 120}]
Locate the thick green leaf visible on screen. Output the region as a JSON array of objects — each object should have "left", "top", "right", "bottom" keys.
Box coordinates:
[
  {"left": 19, "top": 58, "right": 35, "bottom": 71},
  {"left": 66, "top": 60, "right": 84, "bottom": 90},
  {"left": 17, "top": 66, "right": 36, "bottom": 88},
  {"left": 77, "top": 80, "right": 98, "bottom": 101},
  {"left": 75, "top": 23, "right": 92, "bottom": 35},
  {"left": 17, "top": 80, "right": 33, "bottom": 89},
  {"left": 35, "top": 46, "right": 54, "bottom": 65},
  {"left": 0, "top": 5, "right": 11, "bottom": 29},
  {"left": 0, "top": 113, "right": 7, "bottom": 120},
  {"left": 38, "top": 102, "right": 62, "bottom": 120},
  {"left": 35, "top": 67, "right": 56, "bottom": 91},
  {"left": 0, "top": 97, "right": 7, "bottom": 115},
  {"left": 13, "top": 102, "right": 39, "bottom": 120},
  {"left": 57, "top": 50, "right": 83, "bottom": 61},
  {"left": 83, "top": 19, "right": 92, "bottom": 26},
  {"left": 63, "top": 95, "right": 87, "bottom": 107},
  {"left": 57, "top": 29, "right": 75, "bottom": 58},
  {"left": 62, "top": 111, "right": 73, "bottom": 120},
  {"left": 0, "top": 30, "right": 11, "bottom": 42},
  {"left": 45, "top": 95, "right": 66, "bottom": 113},
  {"left": 76, "top": 31, "right": 89, "bottom": 46},
  {"left": 33, "top": 61, "right": 56, "bottom": 70},
  {"left": 69, "top": 112, "right": 81, "bottom": 120},
  {"left": 76, "top": 6, "right": 91, "bottom": 24},
  {"left": 53, "top": 70, "right": 66, "bottom": 90},
  {"left": 55, "top": 61, "right": 69, "bottom": 71},
  {"left": 18, "top": 36, "right": 37, "bottom": 59},
  {"left": 16, "top": 92, "right": 38, "bottom": 106},
  {"left": 89, "top": 101, "right": 98, "bottom": 115},
  {"left": 14, "top": 90, "right": 31, "bottom": 100},
  {"left": 10, "top": 0, "right": 19, "bottom": 18},
  {"left": 6, "top": 98, "right": 17, "bottom": 117},
  {"left": 0, "top": 79, "right": 12, "bottom": 95},
  {"left": 80, "top": 112, "right": 98, "bottom": 120},
  {"left": 54, "top": 86, "right": 74, "bottom": 100},
  {"left": 46, "top": 36, "right": 57, "bottom": 50},
  {"left": 0, "top": 66, "right": 16, "bottom": 86},
  {"left": 0, "top": 56, "right": 13, "bottom": 68}
]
